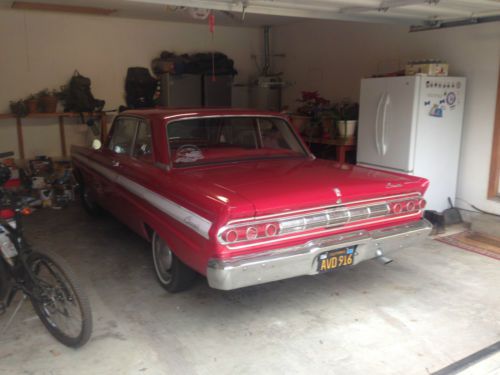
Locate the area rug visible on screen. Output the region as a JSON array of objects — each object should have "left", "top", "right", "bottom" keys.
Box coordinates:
[{"left": 435, "top": 231, "right": 500, "bottom": 261}]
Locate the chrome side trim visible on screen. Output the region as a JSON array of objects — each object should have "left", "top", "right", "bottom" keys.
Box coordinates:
[
  {"left": 207, "top": 219, "right": 432, "bottom": 290},
  {"left": 72, "top": 153, "right": 212, "bottom": 239}
]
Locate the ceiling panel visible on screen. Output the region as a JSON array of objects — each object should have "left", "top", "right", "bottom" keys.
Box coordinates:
[{"left": 3, "top": 0, "right": 500, "bottom": 27}]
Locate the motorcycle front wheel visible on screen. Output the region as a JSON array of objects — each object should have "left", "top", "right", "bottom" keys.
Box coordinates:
[{"left": 28, "top": 250, "right": 92, "bottom": 348}]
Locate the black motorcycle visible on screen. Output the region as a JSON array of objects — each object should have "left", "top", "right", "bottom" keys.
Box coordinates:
[{"left": 0, "top": 152, "right": 92, "bottom": 348}]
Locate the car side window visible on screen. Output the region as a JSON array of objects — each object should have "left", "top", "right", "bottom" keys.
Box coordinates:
[
  {"left": 133, "top": 121, "right": 153, "bottom": 161},
  {"left": 108, "top": 118, "right": 138, "bottom": 154}
]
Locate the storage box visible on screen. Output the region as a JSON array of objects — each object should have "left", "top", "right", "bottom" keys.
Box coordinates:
[{"left": 405, "top": 63, "right": 448, "bottom": 76}]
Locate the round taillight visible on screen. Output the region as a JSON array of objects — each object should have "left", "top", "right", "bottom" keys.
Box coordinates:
[
  {"left": 406, "top": 201, "right": 416, "bottom": 211},
  {"left": 392, "top": 203, "right": 402, "bottom": 214},
  {"left": 246, "top": 226, "right": 258, "bottom": 240},
  {"left": 265, "top": 223, "right": 278, "bottom": 237},
  {"left": 224, "top": 229, "right": 238, "bottom": 243},
  {"left": 418, "top": 199, "right": 427, "bottom": 210}
]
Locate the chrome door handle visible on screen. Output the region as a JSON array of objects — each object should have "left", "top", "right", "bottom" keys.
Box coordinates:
[
  {"left": 380, "top": 94, "right": 391, "bottom": 156},
  {"left": 111, "top": 160, "right": 120, "bottom": 167},
  {"left": 375, "top": 93, "right": 385, "bottom": 155}
]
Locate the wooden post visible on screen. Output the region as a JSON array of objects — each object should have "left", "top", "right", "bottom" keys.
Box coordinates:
[
  {"left": 488, "top": 66, "right": 500, "bottom": 198},
  {"left": 16, "top": 117, "right": 25, "bottom": 160},
  {"left": 58, "top": 115, "right": 67, "bottom": 157}
]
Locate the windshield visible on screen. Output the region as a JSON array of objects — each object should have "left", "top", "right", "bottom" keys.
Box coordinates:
[{"left": 167, "top": 116, "right": 308, "bottom": 167}]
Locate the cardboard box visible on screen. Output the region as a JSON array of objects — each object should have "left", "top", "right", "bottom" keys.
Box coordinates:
[{"left": 405, "top": 63, "right": 449, "bottom": 76}]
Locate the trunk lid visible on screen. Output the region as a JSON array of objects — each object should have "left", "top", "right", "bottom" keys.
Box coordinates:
[{"left": 173, "top": 158, "right": 428, "bottom": 217}]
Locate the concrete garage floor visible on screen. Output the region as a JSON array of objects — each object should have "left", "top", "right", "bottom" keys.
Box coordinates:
[{"left": 1, "top": 204, "right": 499, "bottom": 375}]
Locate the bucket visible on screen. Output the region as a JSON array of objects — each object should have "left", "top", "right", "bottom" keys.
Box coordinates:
[{"left": 336, "top": 120, "right": 357, "bottom": 138}]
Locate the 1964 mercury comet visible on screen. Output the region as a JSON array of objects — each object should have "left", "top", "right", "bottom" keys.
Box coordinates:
[{"left": 71, "top": 108, "right": 432, "bottom": 292}]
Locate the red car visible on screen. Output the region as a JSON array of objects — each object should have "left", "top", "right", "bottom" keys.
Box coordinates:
[{"left": 71, "top": 108, "right": 431, "bottom": 292}]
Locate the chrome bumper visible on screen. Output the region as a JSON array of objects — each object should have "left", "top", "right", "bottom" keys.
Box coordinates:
[{"left": 207, "top": 219, "right": 432, "bottom": 290}]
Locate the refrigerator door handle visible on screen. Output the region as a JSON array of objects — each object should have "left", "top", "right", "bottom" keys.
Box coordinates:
[
  {"left": 375, "top": 93, "right": 386, "bottom": 155},
  {"left": 381, "top": 93, "right": 391, "bottom": 155}
]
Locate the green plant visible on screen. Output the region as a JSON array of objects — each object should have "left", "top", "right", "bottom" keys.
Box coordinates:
[
  {"left": 331, "top": 99, "right": 359, "bottom": 121},
  {"left": 49, "top": 89, "right": 61, "bottom": 97},
  {"left": 10, "top": 100, "right": 28, "bottom": 117},
  {"left": 296, "top": 91, "right": 330, "bottom": 121},
  {"left": 36, "top": 89, "right": 50, "bottom": 98},
  {"left": 25, "top": 94, "right": 37, "bottom": 101}
]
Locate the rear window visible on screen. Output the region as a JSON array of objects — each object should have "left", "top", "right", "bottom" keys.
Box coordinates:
[{"left": 167, "top": 117, "right": 307, "bottom": 167}]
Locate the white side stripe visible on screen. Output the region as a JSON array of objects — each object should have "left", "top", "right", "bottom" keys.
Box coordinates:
[{"left": 72, "top": 153, "right": 212, "bottom": 239}]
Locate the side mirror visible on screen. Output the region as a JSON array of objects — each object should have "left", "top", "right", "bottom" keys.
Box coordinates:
[{"left": 92, "top": 139, "right": 102, "bottom": 150}]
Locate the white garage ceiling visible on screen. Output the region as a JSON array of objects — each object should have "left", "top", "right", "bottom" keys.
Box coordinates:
[{"left": 3, "top": 0, "right": 500, "bottom": 28}]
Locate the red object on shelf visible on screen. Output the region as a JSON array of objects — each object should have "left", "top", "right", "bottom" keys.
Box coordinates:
[
  {"left": 4, "top": 178, "right": 21, "bottom": 189},
  {"left": 0, "top": 208, "right": 15, "bottom": 219}
]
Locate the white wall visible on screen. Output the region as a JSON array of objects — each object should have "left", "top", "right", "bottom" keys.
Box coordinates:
[
  {"left": 274, "top": 20, "right": 500, "bottom": 214},
  {"left": 0, "top": 9, "right": 261, "bottom": 158}
]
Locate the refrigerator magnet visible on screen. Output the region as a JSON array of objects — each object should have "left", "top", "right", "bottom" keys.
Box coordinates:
[
  {"left": 446, "top": 92, "right": 457, "bottom": 106},
  {"left": 429, "top": 104, "right": 444, "bottom": 118}
]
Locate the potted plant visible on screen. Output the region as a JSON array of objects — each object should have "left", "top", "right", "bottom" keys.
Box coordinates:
[
  {"left": 38, "top": 89, "right": 59, "bottom": 113},
  {"left": 291, "top": 91, "right": 330, "bottom": 137},
  {"left": 9, "top": 100, "right": 28, "bottom": 117},
  {"left": 331, "top": 100, "right": 359, "bottom": 139},
  {"left": 24, "top": 94, "right": 39, "bottom": 113}
]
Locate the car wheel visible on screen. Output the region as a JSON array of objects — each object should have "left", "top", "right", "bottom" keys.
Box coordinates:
[
  {"left": 152, "top": 232, "right": 196, "bottom": 293},
  {"left": 80, "top": 181, "right": 103, "bottom": 216}
]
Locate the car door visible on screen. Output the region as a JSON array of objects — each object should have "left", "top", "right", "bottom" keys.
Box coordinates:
[
  {"left": 110, "top": 118, "right": 159, "bottom": 233},
  {"left": 84, "top": 117, "right": 136, "bottom": 211},
  {"left": 96, "top": 116, "right": 140, "bottom": 218}
]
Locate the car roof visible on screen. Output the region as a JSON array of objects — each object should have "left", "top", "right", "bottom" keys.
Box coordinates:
[{"left": 121, "top": 107, "right": 287, "bottom": 121}]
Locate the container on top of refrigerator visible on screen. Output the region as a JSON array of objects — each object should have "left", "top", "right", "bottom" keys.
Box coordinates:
[{"left": 405, "top": 59, "right": 449, "bottom": 77}]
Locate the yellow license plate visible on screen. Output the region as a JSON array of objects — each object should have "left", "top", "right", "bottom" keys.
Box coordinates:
[{"left": 317, "top": 247, "right": 356, "bottom": 273}]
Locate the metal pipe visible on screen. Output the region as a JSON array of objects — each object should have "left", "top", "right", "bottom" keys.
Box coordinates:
[
  {"left": 375, "top": 249, "right": 393, "bottom": 264},
  {"left": 263, "top": 25, "right": 271, "bottom": 76}
]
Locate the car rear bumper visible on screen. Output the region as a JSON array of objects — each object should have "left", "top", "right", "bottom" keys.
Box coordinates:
[{"left": 206, "top": 219, "right": 432, "bottom": 290}]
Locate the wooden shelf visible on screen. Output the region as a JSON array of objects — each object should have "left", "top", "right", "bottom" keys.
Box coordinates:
[
  {"left": 306, "top": 137, "right": 357, "bottom": 146},
  {"left": 305, "top": 137, "right": 357, "bottom": 164},
  {"left": 0, "top": 112, "right": 105, "bottom": 120},
  {"left": 0, "top": 112, "right": 109, "bottom": 159}
]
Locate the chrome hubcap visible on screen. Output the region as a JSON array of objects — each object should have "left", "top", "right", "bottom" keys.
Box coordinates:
[{"left": 153, "top": 234, "right": 173, "bottom": 284}]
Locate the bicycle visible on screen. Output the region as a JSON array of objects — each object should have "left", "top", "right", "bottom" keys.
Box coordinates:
[{"left": 0, "top": 151, "right": 92, "bottom": 348}]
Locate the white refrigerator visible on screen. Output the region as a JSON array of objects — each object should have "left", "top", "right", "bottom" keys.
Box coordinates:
[{"left": 357, "top": 75, "right": 466, "bottom": 212}]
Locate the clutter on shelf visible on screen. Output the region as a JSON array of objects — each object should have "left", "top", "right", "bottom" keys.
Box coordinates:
[
  {"left": 289, "top": 91, "right": 359, "bottom": 141},
  {"left": 125, "top": 67, "right": 160, "bottom": 109},
  {"left": 151, "top": 51, "right": 238, "bottom": 76},
  {"left": 9, "top": 89, "right": 63, "bottom": 117},
  {"left": 371, "top": 59, "right": 449, "bottom": 78},
  {"left": 59, "top": 71, "right": 105, "bottom": 113},
  {"left": 405, "top": 60, "right": 449, "bottom": 76},
  {"left": 2, "top": 155, "right": 78, "bottom": 211}
]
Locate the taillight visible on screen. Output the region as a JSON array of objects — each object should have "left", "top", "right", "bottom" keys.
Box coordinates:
[
  {"left": 219, "top": 195, "right": 425, "bottom": 246},
  {"left": 220, "top": 221, "right": 280, "bottom": 244},
  {"left": 418, "top": 199, "right": 427, "bottom": 210},
  {"left": 406, "top": 201, "right": 416, "bottom": 211},
  {"left": 265, "top": 223, "right": 278, "bottom": 236},
  {"left": 224, "top": 229, "right": 238, "bottom": 243},
  {"left": 391, "top": 202, "right": 403, "bottom": 214},
  {"left": 246, "top": 226, "right": 258, "bottom": 240},
  {"left": 389, "top": 198, "right": 424, "bottom": 215}
]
